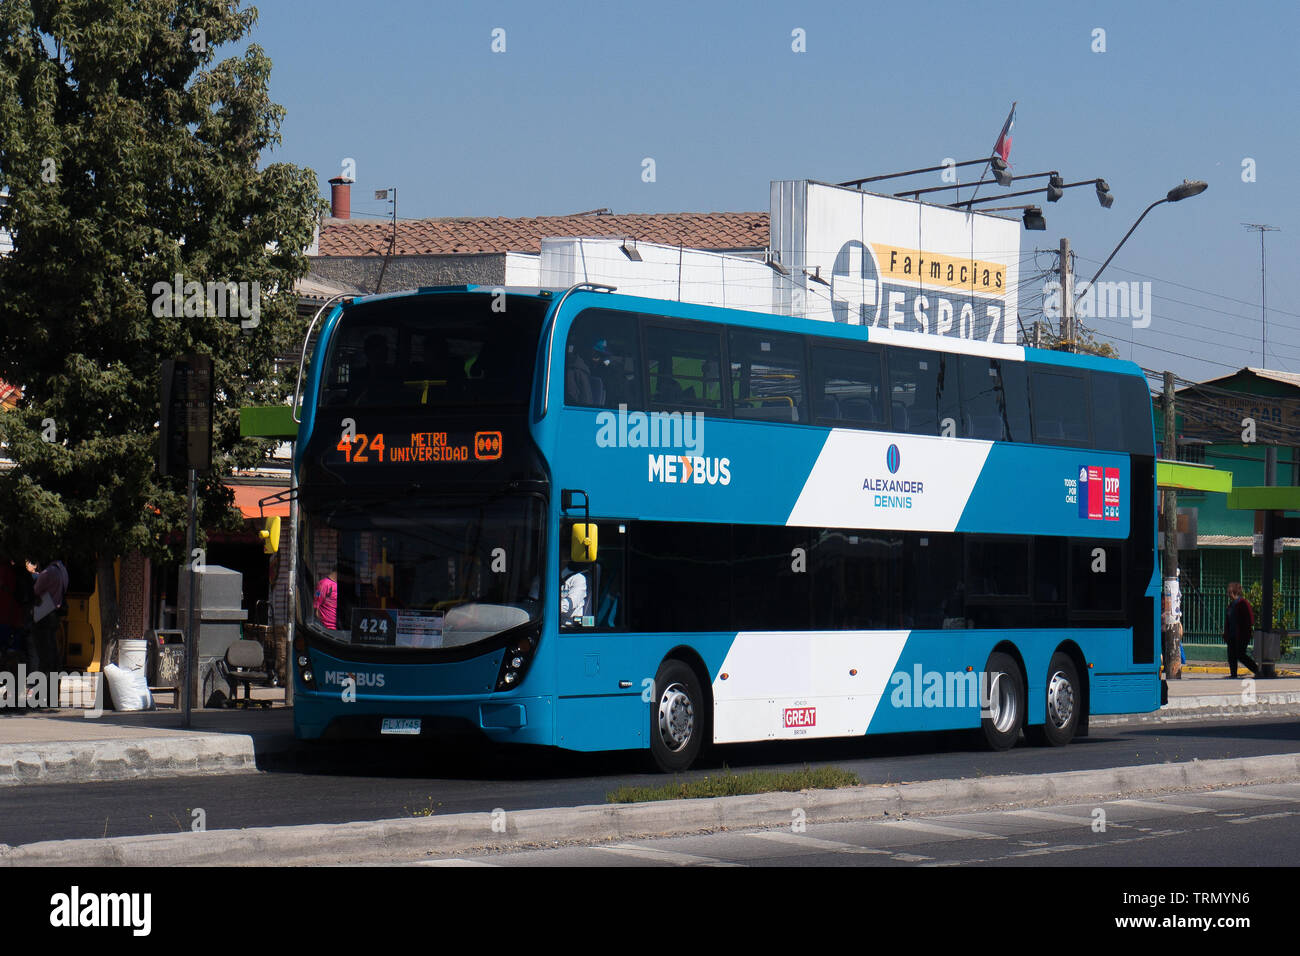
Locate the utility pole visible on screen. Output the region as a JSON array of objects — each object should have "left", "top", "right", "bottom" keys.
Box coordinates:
[
  {"left": 1059, "top": 237, "right": 1073, "bottom": 352},
  {"left": 1162, "top": 371, "right": 1181, "bottom": 677},
  {"left": 1261, "top": 445, "right": 1278, "bottom": 678},
  {"left": 1243, "top": 223, "right": 1279, "bottom": 365}
]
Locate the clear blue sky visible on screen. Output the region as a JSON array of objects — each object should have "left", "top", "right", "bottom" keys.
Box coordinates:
[{"left": 242, "top": 0, "right": 1298, "bottom": 385}]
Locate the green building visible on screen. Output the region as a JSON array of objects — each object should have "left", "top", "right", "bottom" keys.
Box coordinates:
[{"left": 1157, "top": 367, "right": 1300, "bottom": 662}]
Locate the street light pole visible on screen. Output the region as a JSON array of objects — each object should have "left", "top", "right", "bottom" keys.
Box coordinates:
[{"left": 1073, "top": 180, "right": 1208, "bottom": 309}]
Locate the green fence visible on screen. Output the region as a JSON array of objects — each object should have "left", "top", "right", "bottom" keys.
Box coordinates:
[{"left": 1178, "top": 547, "right": 1300, "bottom": 663}]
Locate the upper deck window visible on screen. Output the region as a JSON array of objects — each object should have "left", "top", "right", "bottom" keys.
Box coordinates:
[
  {"left": 645, "top": 324, "right": 726, "bottom": 413},
  {"left": 728, "top": 329, "right": 805, "bottom": 423},
  {"left": 887, "top": 348, "right": 960, "bottom": 436},
  {"left": 564, "top": 309, "right": 643, "bottom": 410},
  {"left": 319, "top": 295, "right": 546, "bottom": 409}
]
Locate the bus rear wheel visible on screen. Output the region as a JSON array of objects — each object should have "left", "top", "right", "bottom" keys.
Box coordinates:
[
  {"left": 978, "top": 651, "right": 1023, "bottom": 751},
  {"left": 1026, "top": 652, "right": 1081, "bottom": 747},
  {"left": 649, "top": 660, "right": 705, "bottom": 773}
]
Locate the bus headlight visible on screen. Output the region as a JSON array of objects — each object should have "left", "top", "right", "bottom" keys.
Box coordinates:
[
  {"left": 297, "top": 652, "right": 316, "bottom": 689},
  {"left": 496, "top": 634, "right": 537, "bottom": 691}
]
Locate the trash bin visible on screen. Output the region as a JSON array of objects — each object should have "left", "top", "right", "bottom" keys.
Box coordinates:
[
  {"left": 151, "top": 629, "right": 186, "bottom": 690},
  {"left": 1253, "top": 629, "right": 1282, "bottom": 679}
]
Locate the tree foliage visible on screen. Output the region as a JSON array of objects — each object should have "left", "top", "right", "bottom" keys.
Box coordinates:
[{"left": 0, "top": 0, "right": 321, "bottom": 636}]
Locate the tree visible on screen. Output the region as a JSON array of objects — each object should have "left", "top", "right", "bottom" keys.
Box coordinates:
[
  {"left": 0, "top": 1, "right": 321, "bottom": 648},
  {"left": 1027, "top": 320, "right": 1120, "bottom": 359}
]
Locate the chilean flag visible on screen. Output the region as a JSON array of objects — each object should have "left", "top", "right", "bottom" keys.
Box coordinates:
[{"left": 993, "top": 102, "right": 1016, "bottom": 162}]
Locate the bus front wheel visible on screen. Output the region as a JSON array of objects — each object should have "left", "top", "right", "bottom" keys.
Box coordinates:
[
  {"left": 979, "top": 652, "right": 1024, "bottom": 751},
  {"left": 1025, "top": 652, "right": 1081, "bottom": 747},
  {"left": 649, "top": 660, "right": 705, "bottom": 773}
]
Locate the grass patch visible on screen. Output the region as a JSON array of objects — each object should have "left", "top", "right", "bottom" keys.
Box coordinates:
[{"left": 606, "top": 764, "right": 859, "bottom": 803}]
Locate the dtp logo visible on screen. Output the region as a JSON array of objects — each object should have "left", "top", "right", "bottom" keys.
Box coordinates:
[{"left": 474, "top": 431, "right": 502, "bottom": 460}]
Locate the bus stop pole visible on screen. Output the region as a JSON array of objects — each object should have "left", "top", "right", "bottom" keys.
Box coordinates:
[
  {"left": 183, "top": 466, "right": 198, "bottom": 728},
  {"left": 284, "top": 453, "right": 297, "bottom": 707}
]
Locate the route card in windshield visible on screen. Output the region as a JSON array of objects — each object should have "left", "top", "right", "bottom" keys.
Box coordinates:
[{"left": 351, "top": 609, "right": 445, "bottom": 648}]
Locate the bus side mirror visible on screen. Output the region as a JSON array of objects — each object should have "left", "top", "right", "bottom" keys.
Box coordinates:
[
  {"left": 259, "top": 515, "right": 281, "bottom": 555},
  {"left": 571, "top": 523, "right": 598, "bottom": 563}
]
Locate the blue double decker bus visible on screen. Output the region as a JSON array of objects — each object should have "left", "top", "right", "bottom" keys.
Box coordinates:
[{"left": 291, "top": 284, "right": 1158, "bottom": 771}]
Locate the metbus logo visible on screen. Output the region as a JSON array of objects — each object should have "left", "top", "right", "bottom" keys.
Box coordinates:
[
  {"left": 474, "top": 431, "right": 502, "bottom": 460},
  {"left": 1077, "top": 465, "right": 1120, "bottom": 521},
  {"left": 647, "top": 454, "right": 731, "bottom": 485},
  {"left": 783, "top": 706, "right": 816, "bottom": 728}
]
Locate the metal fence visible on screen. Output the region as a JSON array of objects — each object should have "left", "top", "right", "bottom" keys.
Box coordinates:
[{"left": 1178, "top": 548, "right": 1300, "bottom": 662}]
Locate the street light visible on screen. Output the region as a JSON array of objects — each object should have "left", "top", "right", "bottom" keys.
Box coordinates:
[
  {"left": 949, "top": 177, "right": 1115, "bottom": 210},
  {"left": 977, "top": 205, "right": 1048, "bottom": 230},
  {"left": 1073, "top": 179, "right": 1208, "bottom": 306}
]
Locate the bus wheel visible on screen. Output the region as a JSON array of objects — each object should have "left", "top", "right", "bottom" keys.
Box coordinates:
[
  {"left": 1026, "top": 652, "right": 1080, "bottom": 747},
  {"left": 979, "top": 652, "right": 1023, "bottom": 751},
  {"left": 650, "top": 660, "right": 704, "bottom": 773}
]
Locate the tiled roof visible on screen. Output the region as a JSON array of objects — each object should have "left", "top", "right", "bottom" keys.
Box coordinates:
[
  {"left": 1184, "top": 367, "right": 1300, "bottom": 392},
  {"left": 317, "top": 212, "right": 769, "bottom": 257}
]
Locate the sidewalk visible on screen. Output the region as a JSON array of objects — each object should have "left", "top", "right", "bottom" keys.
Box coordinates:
[
  {"left": 0, "top": 687, "right": 296, "bottom": 786},
  {"left": 2, "top": 673, "right": 1299, "bottom": 787}
]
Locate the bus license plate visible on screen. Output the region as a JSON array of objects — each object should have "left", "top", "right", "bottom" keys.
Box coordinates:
[{"left": 380, "top": 718, "right": 421, "bottom": 735}]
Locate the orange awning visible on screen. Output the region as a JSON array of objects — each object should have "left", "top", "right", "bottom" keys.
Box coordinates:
[{"left": 230, "top": 484, "right": 291, "bottom": 518}]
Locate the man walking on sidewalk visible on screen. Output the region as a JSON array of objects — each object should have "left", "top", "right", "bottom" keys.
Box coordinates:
[
  {"left": 1223, "top": 582, "right": 1259, "bottom": 680},
  {"left": 26, "top": 556, "right": 69, "bottom": 707}
]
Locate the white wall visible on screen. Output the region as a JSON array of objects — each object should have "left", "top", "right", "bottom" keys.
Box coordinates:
[{"left": 538, "top": 238, "right": 777, "bottom": 313}]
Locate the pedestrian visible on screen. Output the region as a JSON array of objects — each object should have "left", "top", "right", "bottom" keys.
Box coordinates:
[
  {"left": 313, "top": 569, "right": 338, "bottom": 630},
  {"left": 1222, "top": 582, "right": 1259, "bottom": 679},
  {"left": 26, "top": 556, "right": 69, "bottom": 707}
]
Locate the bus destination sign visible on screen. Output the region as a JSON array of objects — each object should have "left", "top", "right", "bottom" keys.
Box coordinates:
[{"left": 336, "top": 430, "right": 503, "bottom": 465}]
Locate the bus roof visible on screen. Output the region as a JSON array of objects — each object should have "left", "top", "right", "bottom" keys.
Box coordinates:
[{"left": 335, "top": 285, "right": 1147, "bottom": 382}]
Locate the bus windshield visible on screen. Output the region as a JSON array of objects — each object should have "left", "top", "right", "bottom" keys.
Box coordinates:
[
  {"left": 298, "top": 494, "right": 545, "bottom": 649},
  {"left": 318, "top": 293, "right": 547, "bottom": 410}
]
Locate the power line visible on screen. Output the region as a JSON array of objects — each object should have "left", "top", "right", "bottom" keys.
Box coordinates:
[{"left": 1072, "top": 251, "right": 1300, "bottom": 321}]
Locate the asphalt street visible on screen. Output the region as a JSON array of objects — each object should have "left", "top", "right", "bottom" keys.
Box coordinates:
[
  {"left": 402, "top": 781, "right": 1300, "bottom": 870},
  {"left": 3, "top": 712, "right": 1298, "bottom": 847}
]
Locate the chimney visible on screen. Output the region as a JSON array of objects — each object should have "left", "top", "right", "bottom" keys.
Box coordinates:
[{"left": 329, "top": 176, "right": 354, "bottom": 219}]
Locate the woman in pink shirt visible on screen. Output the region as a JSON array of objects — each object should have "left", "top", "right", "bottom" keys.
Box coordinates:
[{"left": 313, "top": 571, "right": 338, "bottom": 629}]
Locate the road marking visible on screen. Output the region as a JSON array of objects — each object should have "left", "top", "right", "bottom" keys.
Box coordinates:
[
  {"left": 416, "top": 858, "right": 498, "bottom": 866},
  {"left": 746, "top": 831, "right": 891, "bottom": 854},
  {"left": 1008, "top": 844, "right": 1089, "bottom": 858},
  {"left": 1110, "top": 799, "right": 1213, "bottom": 814},
  {"left": 593, "top": 843, "right": 743, "bottom": 867},
  {"left": 1210, "top": 790, "right": 1300, "bottom": 804},
  {"left": 878, "top": 819, "right": 1005, "bottom": 840},
  {"left": 1228, "top": 811, "right": 1298, "bottom": 825},
  {"left": 1006, "top": 808, "right": 1109, "bottom": 828},
  {"left": 889, "top": 852, "right": 933, "bottom": 862}
]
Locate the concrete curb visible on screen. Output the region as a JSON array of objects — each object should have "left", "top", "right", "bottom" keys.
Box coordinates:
[
  {"left": 1092, "top": 692, "right": 1300, "bottom": 726},
  {"left": 0, "top": 735, "right": 259, "bottom": 787},
  {"left": 5, "top": 752, "right": 1300, "bottom": 866},
  {"left": 0, "top": 691, "right": 1297, "bottom": 787}
]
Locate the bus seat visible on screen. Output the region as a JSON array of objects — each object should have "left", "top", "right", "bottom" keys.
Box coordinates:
[
  {"left": 840, "top": 397, "right": 875, "bottom": 423},
  {"left": 817, "top": 396, "right": 841, "bottom": 420},
  {"left": 565, "top": 362, "right": 595, "bottom": 406},
  {"left": 891, "top": 401, "right": 910, "bottom": 430}
]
